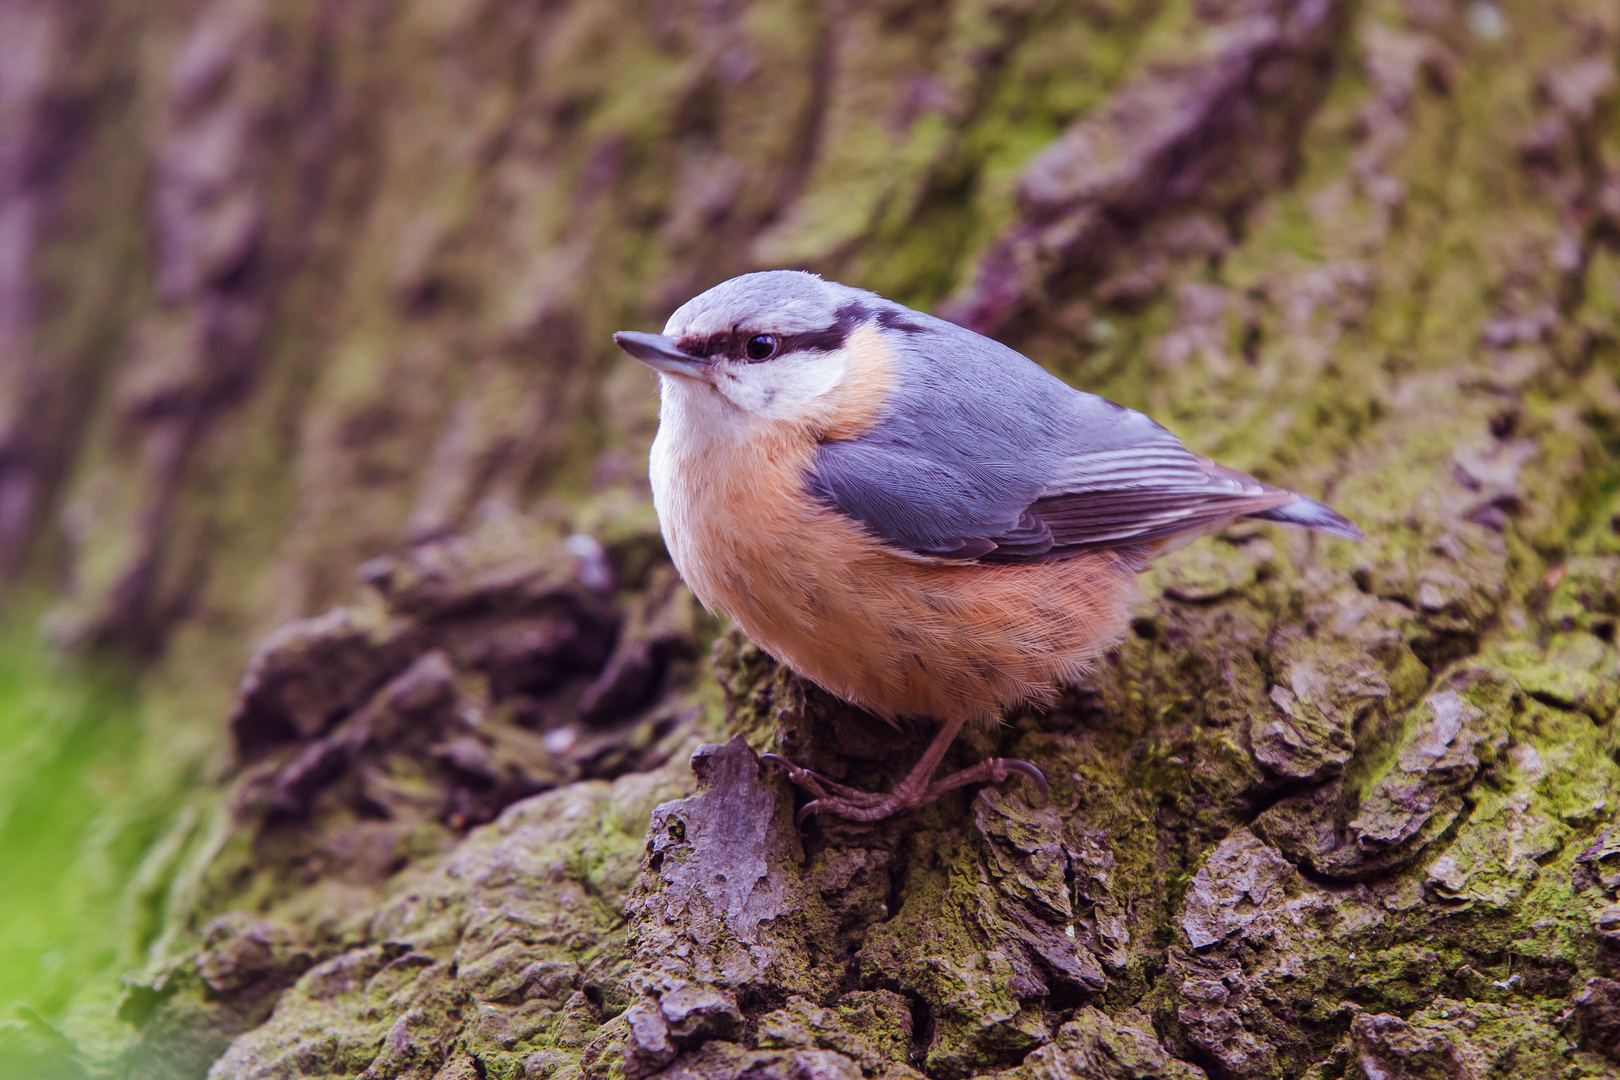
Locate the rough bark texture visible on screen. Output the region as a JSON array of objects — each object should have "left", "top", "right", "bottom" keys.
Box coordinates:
[{"left": 4, "top": 0, "right": 1620, "bottom": 1077}]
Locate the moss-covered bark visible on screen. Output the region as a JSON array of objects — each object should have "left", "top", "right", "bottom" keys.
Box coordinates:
[{"left": 5, "top": 0, "right": 1620, "bottom": 1076}]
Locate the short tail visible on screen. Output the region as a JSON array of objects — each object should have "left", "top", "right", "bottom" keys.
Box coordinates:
[{"left": 1248, "top": 494, "right": 1364, "bottom": 541}]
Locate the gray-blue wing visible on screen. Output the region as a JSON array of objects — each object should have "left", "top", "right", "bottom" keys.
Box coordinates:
[{"left": 807, "top": 309, "right": 1361, "bottom": 563}]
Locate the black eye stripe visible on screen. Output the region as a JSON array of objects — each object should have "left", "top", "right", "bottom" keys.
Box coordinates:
[
  {"left": 876, "top": 309, "right": 925, "bottom": 333},
  {"left": 680, "top": 335, "right": 723, "bottom": 359},
  {"left": 677, "top": 302, "right": 878, "bottom": 362}
]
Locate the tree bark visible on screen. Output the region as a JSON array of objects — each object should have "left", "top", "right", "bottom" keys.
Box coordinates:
[{"left": 4, "top": 0, "right": 1620, "bottom": 1077}]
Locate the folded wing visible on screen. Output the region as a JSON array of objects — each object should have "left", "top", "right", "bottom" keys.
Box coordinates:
[{"left": 807, "top": 310, "right": 1361, "bottom": 564}]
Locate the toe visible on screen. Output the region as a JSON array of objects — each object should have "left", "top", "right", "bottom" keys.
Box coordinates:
[{"left": 999, "top": 758, "right": 1050, "bottom": 803}]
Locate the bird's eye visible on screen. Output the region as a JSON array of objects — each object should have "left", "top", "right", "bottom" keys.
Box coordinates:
[{"left": 744, "top": 334, "right": 777, "bottom": 361}]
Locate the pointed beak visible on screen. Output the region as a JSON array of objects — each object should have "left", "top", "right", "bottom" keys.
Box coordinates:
[{"left": 613, "top": 331, "right": 709, "bottom": 379}]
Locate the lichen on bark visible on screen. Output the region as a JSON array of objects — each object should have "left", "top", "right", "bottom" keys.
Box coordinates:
[{"left": 6, "top": 0, "right": 1620, "bottom": 1077}]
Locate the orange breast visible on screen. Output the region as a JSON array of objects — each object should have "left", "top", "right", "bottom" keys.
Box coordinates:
[{"left": 652, "top": 414, "right": 1141, "bottom": 726}]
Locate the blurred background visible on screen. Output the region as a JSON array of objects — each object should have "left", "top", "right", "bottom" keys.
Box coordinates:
[{"left": 1, "top": 0, "right": 1619, "bottom": 1074}]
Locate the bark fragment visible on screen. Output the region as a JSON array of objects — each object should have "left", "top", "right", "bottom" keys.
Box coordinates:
[
  {"left": 942, "top": 0, "right": 1345, "bottom": 334},
  {"left": 14, "top": 0, "right": 1620, "bottom": 1078}
]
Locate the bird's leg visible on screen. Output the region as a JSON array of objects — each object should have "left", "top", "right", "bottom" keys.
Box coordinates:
[{"left": 765, "top": 716, "right": 1048, "bottom": 825}]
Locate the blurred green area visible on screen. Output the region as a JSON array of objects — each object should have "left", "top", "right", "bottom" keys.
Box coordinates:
[{"left": 0, "top": 601, "right": 188, "bottom": 1075}]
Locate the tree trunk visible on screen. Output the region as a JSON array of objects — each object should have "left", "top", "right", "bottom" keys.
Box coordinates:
[{"left": 4, "top": 0, "right": 1620, "bottom": 1076}]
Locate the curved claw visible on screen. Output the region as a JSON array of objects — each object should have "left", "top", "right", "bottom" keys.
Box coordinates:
[
  {"left": 760, "top": 752, "right": 798, "bottom": 775},
  {"left": 761, "top": 752, "right": 834, "bottom": 787},
  {"left": 998, "top": 758, "right": 1050, "bottom": 804}
]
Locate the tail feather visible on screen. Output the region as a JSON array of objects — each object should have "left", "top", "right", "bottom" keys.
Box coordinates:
[{"left": 1248, "top": 494, "right": 1364, "bottom": 541}]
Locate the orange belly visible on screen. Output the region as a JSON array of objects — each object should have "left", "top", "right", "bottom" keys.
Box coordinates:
[
  {"left": 651, "top": 413, "right": 1141, "bottom": 725},
  {"left": 715, "top": 531, "right": 1140, "bottom": 725}
]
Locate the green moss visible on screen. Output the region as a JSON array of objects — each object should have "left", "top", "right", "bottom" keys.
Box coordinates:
[
  {"left": 0, "top": 605, "right": 184, "bottom": 1038},
  {"left": 11, "top": 0, "right": 1620, "bottom": 1073}
]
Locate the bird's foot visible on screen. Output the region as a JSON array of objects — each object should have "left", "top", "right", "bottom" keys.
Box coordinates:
[{"left": 762, "top": 751, "right": 1048, "bottom": 826}]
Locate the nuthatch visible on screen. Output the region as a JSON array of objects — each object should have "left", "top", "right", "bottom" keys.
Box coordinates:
[{"left": 614, "top": 271, "right": 1361, "bottom": 822}]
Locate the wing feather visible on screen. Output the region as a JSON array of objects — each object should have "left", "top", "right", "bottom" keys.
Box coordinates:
[{"left": 806, "top": 308, "right": 1361, "bottom": 562}]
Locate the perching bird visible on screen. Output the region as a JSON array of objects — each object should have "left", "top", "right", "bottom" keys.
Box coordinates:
[{"left": 614, "top": 271, "right": 1361, "bottom": 823}]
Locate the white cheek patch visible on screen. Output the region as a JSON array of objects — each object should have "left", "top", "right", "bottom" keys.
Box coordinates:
[{"left": 712, "top": 350, "right": 849, "bottom": 420}]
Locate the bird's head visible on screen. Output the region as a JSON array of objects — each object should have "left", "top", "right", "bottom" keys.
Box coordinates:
[{"left": 614, "top": 271, "right": 900, "bottom": 427}]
